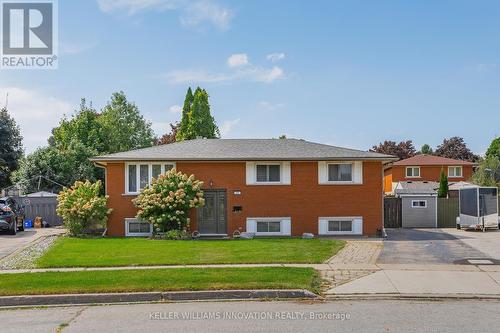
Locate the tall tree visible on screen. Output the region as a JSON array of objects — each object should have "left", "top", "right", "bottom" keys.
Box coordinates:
[
  {"left": 472, "top": 157, "right": 500, "bottom": 187},
  {"left": 434, "top": 137, "right": 479, "bottom": 162},
  {"left": 437, "top": 169, "right": 449, "bottom": 198},
  {"left": 177, "top": 87, "right": 194, "bottom": 141},
  {"left": 99, "top": 91, "right": 155, "bottom": 152},
  {"left": 0, "top": 108, "right": 23, "bottom": 188},
  {"left": 371, "top": 140, "right": 416, "bottom": 160},
  {"left": 420, "top": 144, "right": 433, "bottom": 155},
  {"left": 49, "top": 99, "right": 105, "bottom": 152},
  {"left": 177, "top": 88, "right": 220, "bottom": 140},
  {"left": 157, "top": 123, "right": 179, "bottom": 145},
  {"left": 11, "top": 141, "right": 97, "bottom": 193},
  {"left": 486, "top": 137, "right": 500, "bottom": 159}
]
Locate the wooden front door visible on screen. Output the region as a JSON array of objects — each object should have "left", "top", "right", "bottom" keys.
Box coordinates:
[{"left": 197, "top": 190, "right": 227, "bottom": 234}]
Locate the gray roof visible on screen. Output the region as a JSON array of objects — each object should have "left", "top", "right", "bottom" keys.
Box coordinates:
[
  {"left": 91, "top": 139, "right": 396, "bottom": 162},
  {"left": 394, "top": 181, "right": 439, "bottom": 195}
]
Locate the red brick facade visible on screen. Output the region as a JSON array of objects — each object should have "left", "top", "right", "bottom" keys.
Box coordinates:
[{"left": 104, "top": 161, "right": 385, "bottom": 237}]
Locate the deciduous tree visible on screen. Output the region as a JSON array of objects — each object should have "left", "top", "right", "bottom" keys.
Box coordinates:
[
  {"left": 486, "top": 137, "right": 500, "bottom": 159},
  {"left": 0, "top": 108, "right": 23, "bottom": 188},
  {"left": 434, "top": 137, "right": 479, "bottom": 162},
  {"left": 370, "top": 140, "right": 416, "bottom": 160}
]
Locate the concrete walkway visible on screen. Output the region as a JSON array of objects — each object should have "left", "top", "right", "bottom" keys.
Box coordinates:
[{"left": 326, "top": 264, "right": 500, "bottom": 297}]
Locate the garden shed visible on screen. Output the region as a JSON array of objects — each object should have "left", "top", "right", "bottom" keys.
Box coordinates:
[{"left": 394, "top": 181, "right": 437, "bottom": 228}]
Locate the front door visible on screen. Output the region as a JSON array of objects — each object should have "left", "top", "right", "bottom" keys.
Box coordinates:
[{"left": 197, "top": 190, "right": 227, "bottom": 234}]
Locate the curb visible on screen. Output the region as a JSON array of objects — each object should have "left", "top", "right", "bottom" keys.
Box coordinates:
[
  {"left": 325, "top": 293, "right": 500, "bottom": 301},
  {"left": 0, "top": 289, "right": 317, "bottom": 307}
]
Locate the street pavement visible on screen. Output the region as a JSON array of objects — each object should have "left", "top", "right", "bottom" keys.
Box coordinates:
[{"left": 1, "top": 300, "right": 500, "bottom": 332}]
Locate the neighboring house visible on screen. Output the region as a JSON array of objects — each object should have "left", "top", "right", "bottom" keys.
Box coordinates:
[
  {"left": 384, "top": 154, "right": 475, "bottom": 194},
  {"left": 91, "top": 139, "right": 396, "bottom": 237}
]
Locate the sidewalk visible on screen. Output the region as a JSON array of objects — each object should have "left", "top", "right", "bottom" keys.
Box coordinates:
[{"left": 325, "top": 264, "right": 500, "bottom": 297}]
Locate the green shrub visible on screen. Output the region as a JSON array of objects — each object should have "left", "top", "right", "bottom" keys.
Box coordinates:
[
  {"left": 56, "top": 180, "right": 112, "bottom": 236},
  {"left": 133, "top": 168, "right": 204, "bottom": 235}
]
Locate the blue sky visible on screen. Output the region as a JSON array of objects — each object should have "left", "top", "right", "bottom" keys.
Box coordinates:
[{"left": 1, "top": 0, "right": 499, "bottom": 154}]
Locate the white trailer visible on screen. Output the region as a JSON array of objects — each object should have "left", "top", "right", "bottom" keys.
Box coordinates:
[{"left": 458, "top": 186, "right": 499, "bottom": 230}]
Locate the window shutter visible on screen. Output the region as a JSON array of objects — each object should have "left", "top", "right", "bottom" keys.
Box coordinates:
[
  {"left": 282, "top": 162, "right": 291, "bottom": 184},
  {"left": 318, "top": 219, "right": 328, "bottom": 235},
  {"left": 281, "top": 219, "right": 291, "bottom": 235},
  {"left": 353, "top": 161, "right": 363, "bottom": 184},
  {"left": 246, "top": 219, "right": 257, "bottom": 233},
  {"left": 352, "top": 218, "right": 363, "bottom": 235},
  {"left": 246, "top": 162, "right": 255, "bottom": 185},
  {"left": 318, "top": 162, "right": 327, "bottom": 184}
]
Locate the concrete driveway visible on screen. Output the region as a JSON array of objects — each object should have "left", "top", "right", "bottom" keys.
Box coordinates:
[
  {"left": 442, "top": 229, "right": 500, "bottom": 260},
  {"left": 378, "top": 228, "right": 489, "bottom": 264},
  {"left": 0, "top": 228, "right": 64, "bottom": 260}
]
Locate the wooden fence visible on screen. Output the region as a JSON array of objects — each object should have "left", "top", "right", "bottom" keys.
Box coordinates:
[
  {"left": 13, "top": 196, "right": 63, "bottom": 226},
  {"left": 384, "top": 197, "right": 402, "bottom": 228}
]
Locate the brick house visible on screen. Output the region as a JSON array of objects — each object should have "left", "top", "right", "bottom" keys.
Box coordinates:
[
  {"left": 91, "top": 139, "right": 395, "bottom": 237},
  {"left": 384, "top": 154, "right": 475, "bottom": 194}
]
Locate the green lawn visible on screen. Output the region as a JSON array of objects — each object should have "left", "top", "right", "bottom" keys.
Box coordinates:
[
  {"left": 0, "top": 267, "right": 321, "bottom": 296},
  {"left": 36, "top": 237, "right": 344, "bottom": 268}
]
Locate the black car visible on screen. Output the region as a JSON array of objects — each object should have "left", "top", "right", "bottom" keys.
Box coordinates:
[{"left": 0, "top": 197, "right": 24, "bottom": 235}]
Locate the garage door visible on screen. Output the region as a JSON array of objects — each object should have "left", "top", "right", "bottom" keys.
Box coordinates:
[{"left": 402, "top": 196, "right": 437, "bottom": 228}]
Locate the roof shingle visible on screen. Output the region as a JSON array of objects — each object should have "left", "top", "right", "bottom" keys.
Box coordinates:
[
  {"left": 393, "top": 154, "right": 475, "bottom": 166},
  {"left": 91, "top": 139, "right": 396, "bottom": 162}
]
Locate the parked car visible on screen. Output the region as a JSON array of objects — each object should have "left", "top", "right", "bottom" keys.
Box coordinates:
[{"left": 0, "top": 197, "right": 25, "bottom": 235}]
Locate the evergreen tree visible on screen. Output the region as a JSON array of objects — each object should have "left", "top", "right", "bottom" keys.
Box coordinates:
[
  {"left": 437, "top": 169, "right": 449, "bottom": 198},
  {"left": 420, "top": 144, "right": 433, "bottom": 155},
  {"left": 176, "top": 87, "right": 194, "bottom": 141},
  {"left": 177, "top": 87, "right": 220, "bottom": 140},
  {"left": 0, "top": 108, "right": 23, "bottom": 188}
]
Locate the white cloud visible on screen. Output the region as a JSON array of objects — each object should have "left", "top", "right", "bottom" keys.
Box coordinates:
[
  {"left": 168, "top": 104, "right": 182, "bottom": 113},
  {"left": 166, "top": 53, "right": 285, "bottom": 84},
  {"left": 180, "top": 1, "right": 232, "bottom": 30},
  {"left": 165, "top": 69, "right": 231, "bottom": 84},
  {"left": 258, "top": 101, "right": 285, "bottom": 111},
  {"left": 0, "top": 87, "right": 72, "bottom": 153},
  {"left": 266, "top": 52, "right": 285, "bottom": 62},
  {"left": 227, "top": 53, "right": 248, "bottom": 68},
  {"left": 476, "top": 63, "right": 497, "bottom": 72},
  {"left": 97, "top": 0, "right": 183, "bottom": 14},
  {"left": 97, "top": 0, "right": 233, "bottom": 30},
  {"left": 220, "top": 118, "right": 240, "bottom": 136}
]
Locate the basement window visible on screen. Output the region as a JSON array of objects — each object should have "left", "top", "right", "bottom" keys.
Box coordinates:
[{"left": 125, "top": 218, "right": 152, "bottom": 237}]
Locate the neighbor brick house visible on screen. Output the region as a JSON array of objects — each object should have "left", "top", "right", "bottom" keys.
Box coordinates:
[
  {"left": 384, "top": 154, "right": 475, "bottom": 194},
  {"left": 91, "top": 139, "right": 395, "bottom": 237}
]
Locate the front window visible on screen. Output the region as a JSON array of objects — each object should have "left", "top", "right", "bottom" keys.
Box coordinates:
[
  {"left": 448, "top": 166, "right": 462, "bottom": 178},
  {"left": 256, "top": 221, "right": 281, "bottom": 233},
  {"left": 328, "top": 163, "right": 353, "bottom": 182},
  {"left": 328, "top": 220, "right": 353, "bottom": 232},
  {"left": 411, "top": 200, "right": 427, "bottom": 208},
  {"left": 406, "top": 166, "right": 420, "bottom": 178},
  {"left": 126, "top": 162, "right": 176, "bottom": 194},
  {"left": 125, "top": 218, "right": 152, "bottom": 236},
  {"left": 256, "top": 165, "right": 281, "bottom": 182}
]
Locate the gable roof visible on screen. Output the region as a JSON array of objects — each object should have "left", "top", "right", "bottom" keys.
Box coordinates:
[
  {"left": 393, "top": 154, "right": 475, "bottom": 166},
  {"left": 394, "top": 181, "right": 439, "bottom": 195},
  {"left": 91, "top": 139, "right": 396, "bottom": 162}
]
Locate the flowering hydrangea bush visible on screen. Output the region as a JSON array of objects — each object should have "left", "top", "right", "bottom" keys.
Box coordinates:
[
  {"left": 57, "top": 180, "right": 112, "bottom": 236},
  {"left": 133, "top": 169, "right": 204, "bottom": 235}
]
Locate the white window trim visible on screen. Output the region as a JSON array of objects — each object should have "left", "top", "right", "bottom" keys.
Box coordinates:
[
  {"left": 318, "top": 161, "right": 363, "bottom": 185},
  {"left": 405, "top": 166, "right": 421, "bottom": 178},
  {"left": 255, "top": 163, "right": 282, "bottom": 184},
  {"left": 318, "top": 216, "right": 363, "bottom": 235},
  {"left": 448, "top": 166, "right": 463, "bottom": 178},
  {"left": 246, "top": 162, "right": 291, "bottom": 185},
  {"left": 325, "top": 162, "right": 354, "bottom": 184},
  {"left": 125, "top": 162, "right": 176, "bottom": 195},
  {"left": 246, "top": 217, "right": 291, "bottom": 236},
  {"left": 125, "top": 218, "right": 152, "bottom": 237},
  {"left": 411, "top": 200, "right": 427, "bottom": 208}
]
